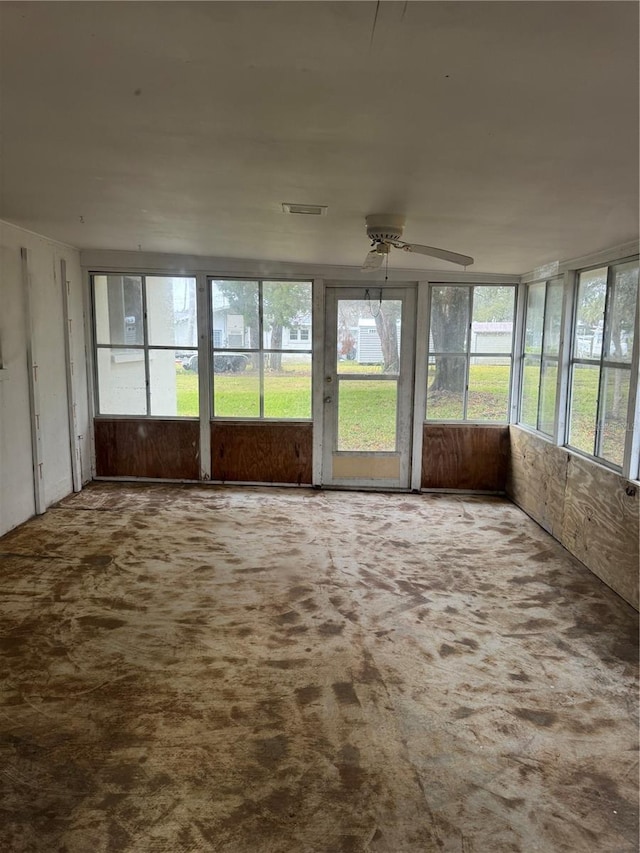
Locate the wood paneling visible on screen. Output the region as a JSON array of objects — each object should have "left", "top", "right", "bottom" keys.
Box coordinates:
[
  {"left": 506, "top": 427, "right": 568, "bottom": 537},
  {"left": 562, "top": 454, "right": 639, "bottom": 609},
  {"left": 422, "top": 425, "right": 509, "bottom": 491},
  {"left": 507, "top": 425, "right": 639, "bottom": 610},
  {"left": 212, "top": 421, "right": 312, "bottom": 484},
  {"left": 95, "top": 419, "right": 200, "bottom": 479}
]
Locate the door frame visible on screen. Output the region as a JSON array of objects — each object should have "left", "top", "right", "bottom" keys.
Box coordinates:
[{"left": 319, "top": 282, "right": 417, "bottom": 489}]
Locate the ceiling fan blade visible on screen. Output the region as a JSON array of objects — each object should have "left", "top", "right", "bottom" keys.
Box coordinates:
[
  {"left": 361, "top": 249, "right": 384, "bottom": 271},
  {"left": 397, "top": 242, "right": 474, "bottom": 268}
]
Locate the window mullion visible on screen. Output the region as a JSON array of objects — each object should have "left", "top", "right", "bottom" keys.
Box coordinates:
[
  {"left": 259, "top": 281, "right": 265, "bottom": 418},
  {"left": 198, "top": 273, "right": 211, "bottom": 478},
  {"left": 463, "top": 287, "right": 473, "bottom": 419},
  {"left": 623, "top": 276, "right": 640, "bottom": 479},
  {"left": 511, "top": 280, "right": 527, "bottom": 424},
  {"left": 141, "top": 275, "right": 151, "bottom": 416},
  {"left": 554, "top": 269, "right": 576, "bottom": 446},
  {"left": 593, "top": 267, "right": 614, "bottom": 457},
  {"left": 536, "top": 281, "right": 550, "bottom": 431}
]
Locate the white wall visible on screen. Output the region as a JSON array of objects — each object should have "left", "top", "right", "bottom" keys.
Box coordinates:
[{"left": 0, "top": 221, "right": 90, "bottom": 536}]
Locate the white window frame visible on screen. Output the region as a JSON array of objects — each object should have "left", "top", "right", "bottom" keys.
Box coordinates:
[
  {"left": 209, "top": 277, "right": 313, "bottom": 421},
  {"left": 91, "top": 273, "right": 198, "bottom": 418},
  {"left": 565, "top": 257, "right": 640, "bottom": 477},
  {"left": 425, "top": 283, "right": 518, "bottom": 424},
  {"left": 518, "top": 276, "right": 564, "bottom": 436}
]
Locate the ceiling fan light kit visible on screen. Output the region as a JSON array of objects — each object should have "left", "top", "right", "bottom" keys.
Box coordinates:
[{"left": 362, "top": 213, "right": 474, "bottom": 270}]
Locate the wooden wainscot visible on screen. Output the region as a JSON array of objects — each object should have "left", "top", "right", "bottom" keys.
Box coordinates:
[
  {"left": 422, "top": 424, "right": 509, "bottom": 491},
  {"left": 212, "top": 421, "right": 312, "bottom": 485},
  {"left": 95, "top": 419, "right": 200, "bottom": 480}
]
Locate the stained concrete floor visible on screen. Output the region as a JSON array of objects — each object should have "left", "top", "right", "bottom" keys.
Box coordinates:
[{"left": 0, "top": 484, "right": 638, "bottom": 853}]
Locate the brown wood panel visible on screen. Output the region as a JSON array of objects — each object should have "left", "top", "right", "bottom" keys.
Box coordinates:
[
  {"left": 422, "top": 424, "right": 509, "bottom": 490},
  {"left": 561, "top": 454, "right": 639, "bottom": 609},
  {"left": 95, "top": 419, "right": 200, "bottom": 479},
  {"left": 212, "top": 421, "right": 312, "bottom": 484},
  {"left": 506, "top": 425, "right": 569, "bottom": 536}
]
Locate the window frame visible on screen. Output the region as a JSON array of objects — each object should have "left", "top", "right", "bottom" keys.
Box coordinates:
[
  {"left": 91, "top": 273, "right": 199, "bottom": 419},
  {"left": 425, "top": 282, "right": 518, "bottom": 424},
  {"left": 518, "top": 276, "right": 563, "bottom": 436},
  {"left": 566, "top": 258, "right": 639, "bottom": 473},
  {"left": 209, "top": 277, "right": 313, "bottom": 421}
]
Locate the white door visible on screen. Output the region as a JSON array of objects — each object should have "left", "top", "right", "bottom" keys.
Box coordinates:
[{"left": 322, "top": 285, "right": 415, "bottom": 488}]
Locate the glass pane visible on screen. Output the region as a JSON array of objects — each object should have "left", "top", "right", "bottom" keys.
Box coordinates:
[
  {"left": 543, "top": 281, "right": 564, "bottom": 356},
  {"left": 148, "top": 349, "right": 198, "bottom": 417},
  {"left": 604, "top": 261, "right": 638, "bottom": 364},
  {"left": 569, "top": 364, "right": 599, "bottom": 453},
  {"left": 520, "top": 356, "right": 540, "bottom": 428},
  {"left": 213, "top": 352, "right": 259, "bottom": 417},
  {"left": 212, "top": 280, "right": 259, "bottom": 350},
  {"left": 96, "top": 347, "right": 146, "bottom": 415},
  {"left": 574, "top": 267, "right": 607, "bottom": 360},
  {"left": 429, "top": 287, "right": 469, "bottom": 353},
  {"left": 94, "top": 275, "right": 143, "bottom": 346},
  {"left": 467, "top": 357, "right": 511, "bottom": 421},
  {"left": 426, "top": 355, "right": 465, "bottom": 420},
  {"left": 471, "top": 286, "right": 515, "bottom": 354},
  {"left": 538, "top": 358, "right": 558, "bottom": 436},
  {"left": 264, "top": 353, "right": 311, "bottom": 419},
  {"left": 337, "top": 380, "right": 397, "bottom": 451},
  {"left": 337, "top": 299, "right": 401, "bottom": 374},
  {"left": 524, "top": 285, "right": 545, "bottom": 354},
  {"left": 147, "top": 277, "right": 197, "bottom": 348},
  {"left": 599, "top": 367, "right": 631, "bottom": 466},
  {"left": 263, "top": 281, "right": 312, "bottom": 351}
]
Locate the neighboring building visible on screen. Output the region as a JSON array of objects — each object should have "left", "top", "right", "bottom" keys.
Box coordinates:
[{"left": 470, "top": 321, "right": 513, "bottom": 364}]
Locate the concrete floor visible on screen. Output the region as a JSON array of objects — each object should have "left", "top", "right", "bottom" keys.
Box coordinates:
[{"left": 0, "top": 484, "right": 637, "bottom": 853}]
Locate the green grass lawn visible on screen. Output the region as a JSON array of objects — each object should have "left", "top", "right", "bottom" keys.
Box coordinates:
[{"left": 175, "top": 361, "right": 624, "bottom": 460}]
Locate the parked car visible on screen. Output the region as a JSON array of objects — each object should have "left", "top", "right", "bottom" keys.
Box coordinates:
[
  {"left": 182, "top": 354, "right": 199, "bottom": 372},
  {"left": 182, "top": 353, "right": 251, "bottom": 373},
  {"left": 213, "top": 354, "right": 250, "bottom": 373}
]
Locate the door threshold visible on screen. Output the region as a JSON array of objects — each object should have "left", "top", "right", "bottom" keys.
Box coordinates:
[{"left": 318, "top": 485, "right": 412, "bottom": 493}]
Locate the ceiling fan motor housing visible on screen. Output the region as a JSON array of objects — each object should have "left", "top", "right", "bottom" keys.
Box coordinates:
[{"left": 365, "top": 214, "right": 406, "bottom": 244}]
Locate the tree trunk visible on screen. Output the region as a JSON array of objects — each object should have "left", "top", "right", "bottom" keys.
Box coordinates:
[
  {"left": 429, "top": 288, "right": 469, "bottom": 393},
  {"left": 374, "top": 307, "right": 399, "bottom": 372},
  {"left": 267, "top": 324, "right": 283, "bottom": 370}
]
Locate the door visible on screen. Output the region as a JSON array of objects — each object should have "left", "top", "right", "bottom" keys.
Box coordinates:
[{"left": 322, "top": 285, "right": 415, "bottom": 488}]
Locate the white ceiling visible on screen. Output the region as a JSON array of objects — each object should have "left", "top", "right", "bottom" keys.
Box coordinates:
[{"left": 1, "top": 1, "right": 638, "bottom": 274}]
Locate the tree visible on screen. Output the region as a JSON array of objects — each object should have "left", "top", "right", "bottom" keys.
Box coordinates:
[
  {"left": 337, "top": 297, "right": 400, "bottom": 373},
  {"left": 472, "top": 286, "right": 515, "bottom": 322},
  {"left": 428, "top": 285, "right": 515, "bottom": 396},
  {"left": 429, "top": 287, "right": 468, "bottom": 394},
  {"left": 263, "top": 282, "right": 311, "bottom": 370},
  {"left": 604, "top": 267, "right": 638, "bottom": 419},
  {"left": 373, "top": 303, "right": 400, "bottom": 373},
  {"left": 213, "top": 280, "right": 311, "bottom": 371}
]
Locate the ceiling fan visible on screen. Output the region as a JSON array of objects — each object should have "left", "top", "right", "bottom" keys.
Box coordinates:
[{"left": 361, "top": 214, "right": 474, "bottom": 270}]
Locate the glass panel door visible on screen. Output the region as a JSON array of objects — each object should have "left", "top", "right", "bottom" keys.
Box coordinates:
[{"left": 322, "top": 286, "right": 415, "bottom": 487}]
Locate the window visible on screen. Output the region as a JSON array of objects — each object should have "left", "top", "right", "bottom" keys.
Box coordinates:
[
  {"left": 426, "top": 285, "right": 516, "bottom": 422},
  {"left": 210, "top": 279, "right": 312, "bottom": 419},
  {"left": 520, "top": 278, "right": 563, "bottom": 435},
  {"left": 568, "top": 261, "right": 639, "bottom": 468},
  {"left": 93, "top": 275, "right": 198, "bottom": 417}
]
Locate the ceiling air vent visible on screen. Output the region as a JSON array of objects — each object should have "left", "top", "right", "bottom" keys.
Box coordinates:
[{"left": 282, "top": 203, "right": 327, "bottom": 215}]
